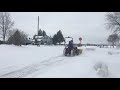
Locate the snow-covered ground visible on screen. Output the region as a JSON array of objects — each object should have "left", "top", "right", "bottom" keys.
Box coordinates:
[{"left": 0, "top": 44, "right": 120, "bottom": 78}]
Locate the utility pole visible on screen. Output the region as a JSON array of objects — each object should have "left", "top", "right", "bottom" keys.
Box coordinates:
[
  {"left": 37, "top": 16, "right": 41, "bottom": 47},
  {"left": 37, "top": 16, "right": 39, "bottom": 35}
]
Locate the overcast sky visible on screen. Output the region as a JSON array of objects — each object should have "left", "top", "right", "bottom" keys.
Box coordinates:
[{"left": 10, "top": 12, "right": 111, "bottom": 44}]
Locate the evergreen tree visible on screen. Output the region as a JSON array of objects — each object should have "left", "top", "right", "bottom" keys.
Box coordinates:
[
  {"left": 52, "top": 34, "right": 58, "bottom": 45},
  {"left": 56, "top": 30, "right": 64, "bottom": 45},
  {"left": 43, "top": 30, "right": 47, "bottom": 36},
  {"left": 8, "top": 30, "right": 21, "bottom": 46},
  {"left": 8, "top": 29, "right": 28, "bottom": 46},
  {"left": 38, "top": 29, "right": 43, "bottom": 36}
]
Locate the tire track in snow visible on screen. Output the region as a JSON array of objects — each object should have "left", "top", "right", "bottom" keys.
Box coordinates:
[
  {"left": 0, "top": 56, "right": 49, "bottom": 76},
  {"left": 0, "top": 55, "right": 66, "bottom": 78}
]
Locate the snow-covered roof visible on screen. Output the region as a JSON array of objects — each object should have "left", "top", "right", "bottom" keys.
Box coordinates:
[
  {"left": 61, "top": 42, "right": 65, "bottom": 44},
  {"left": 38, "top": 36, "right": 43, "bottom": 38},
  {"left": 35, "top": 35, "right": 43, "bottom": 39},
  {"left": 37, "top": 39, "right": 42, "bottom": 41}
]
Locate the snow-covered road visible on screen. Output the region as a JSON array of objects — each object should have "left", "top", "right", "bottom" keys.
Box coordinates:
[{"left": 0, "top": 45, "right": 120, "bottom": 78}]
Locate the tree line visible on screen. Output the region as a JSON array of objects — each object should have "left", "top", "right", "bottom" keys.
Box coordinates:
[
  {"left": 0, "top": 12, "right": 65, "bottom": 46},
  {"left": 33, "top": 29, "right": 65, "bottom": 45}
]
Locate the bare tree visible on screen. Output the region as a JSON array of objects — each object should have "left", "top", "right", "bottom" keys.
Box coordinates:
[
  {"left": 0, "top": 12, "right": 14, "bottom": 42},
  {"left": 106, "top": 12, "right": 120, "bottom": 34},
  {"left": 107, "top": 34, "right": 119, "bottom": 48}
]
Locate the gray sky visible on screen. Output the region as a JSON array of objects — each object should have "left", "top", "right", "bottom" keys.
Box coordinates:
[{"left": 10, "top": 12, "right": 111, "bottom": 44}]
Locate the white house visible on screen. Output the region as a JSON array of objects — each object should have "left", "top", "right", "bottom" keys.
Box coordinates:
[
  {"left": 33, "top": 35, "right": 52, "bottom": 45},
  {"left": 41, "top": 35, "right": 53, "bottom": 45}
]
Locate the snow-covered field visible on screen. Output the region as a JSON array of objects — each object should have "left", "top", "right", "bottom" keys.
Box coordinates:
[{"left": 0, "top": 44, "right": 120, "bottom": 78}]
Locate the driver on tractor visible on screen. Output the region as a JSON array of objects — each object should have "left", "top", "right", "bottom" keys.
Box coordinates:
[{"left": 68, "top": 40, "right": 74, "bottom": 55}]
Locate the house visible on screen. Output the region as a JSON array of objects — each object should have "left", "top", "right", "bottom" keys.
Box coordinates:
[
  {"left": 33, "top": 35, "right": 53, "bottom": 45},
  {"left": 41, "top": 35, "right": 53, "bottom": 45}
]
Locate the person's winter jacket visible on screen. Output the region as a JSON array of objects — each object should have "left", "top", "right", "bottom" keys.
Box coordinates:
[{"left": 68, "top": 41, "right": 74, "bottom": 49}]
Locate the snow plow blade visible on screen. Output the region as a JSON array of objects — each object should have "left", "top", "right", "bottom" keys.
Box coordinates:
[{"left": 78, "top": 49, "right": 83, "bottom": 55}]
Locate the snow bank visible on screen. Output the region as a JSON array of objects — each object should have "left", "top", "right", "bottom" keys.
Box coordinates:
[
  {"left": 108, "top": 51, "right": 120, "bottom": 55},
  {"left": 94, "top": 62, "right": 109, "bottom": 77},
  {"left": 85, "top": 48, "right": 96, "bottom": 51}
]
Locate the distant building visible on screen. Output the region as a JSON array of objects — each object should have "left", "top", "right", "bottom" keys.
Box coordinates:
[
  {"left": 33, "top": 35, "right": 53, "bottom": 45},
  {"left": 32, "top": 16, "right": 53, "bottom": 45},
  {"left": 42, "top": 35, "right": 53, "bottom": 45}
]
